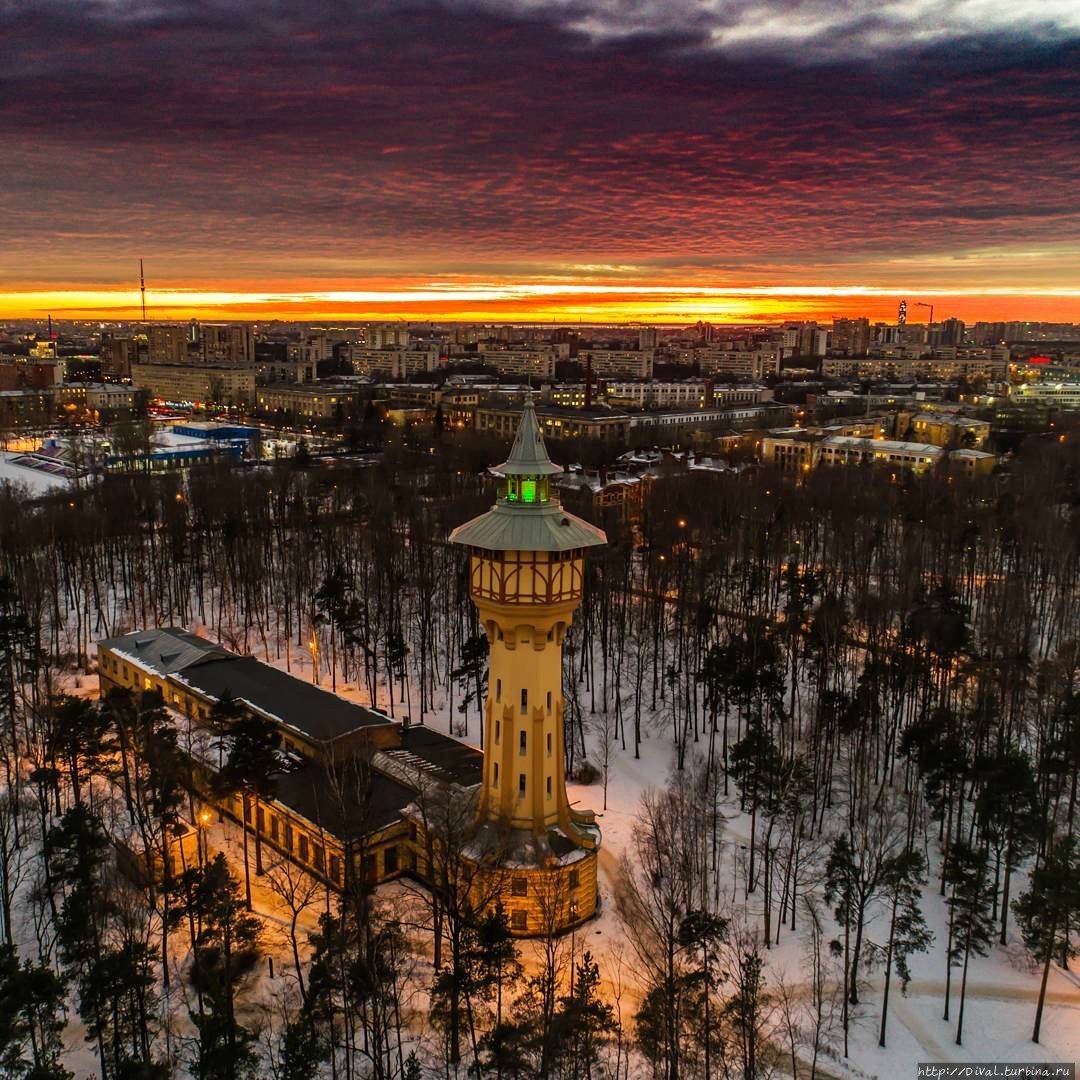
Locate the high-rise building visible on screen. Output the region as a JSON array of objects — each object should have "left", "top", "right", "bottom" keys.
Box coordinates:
[
  {"left": 973, "top": 322, "right": 1007, "bottom": 346},
  {"left": 368, "top": 324, "right": 411, "bottom": 349},
  {"left": 448, "top": 400, "right": 605, "bottom": 935},
  {"left": 796, "top": 325, "right": 827, "bottom": 358},
  {"left": 940, "top": 318, "right": 966, "bottom": 347},
  {"left": 200, "top": 323, "right": 254, "bottom": 367},
  {"left": 831, "top": 317, "right": 871, "bottom": 356},
  {"left": 148, "top": 324, "right": 190, "bottom": 364},
  {"left": 638, "top": 326, "right": 658, "bottom": 350},
  {"left": 101, "top": 334, "right": 140, "bottom": 379}
]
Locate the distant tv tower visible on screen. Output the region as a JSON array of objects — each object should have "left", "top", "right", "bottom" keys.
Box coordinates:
[
  {"left": 139, "top": 259, "right": 147, "bottom": 322},
  {"left": 898, "top": 298, "right": 907, "bottom": 327}
]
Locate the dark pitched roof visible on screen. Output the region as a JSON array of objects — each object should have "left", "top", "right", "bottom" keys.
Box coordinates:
[
  {"left": 180, "top": 656, "right": 392, "bottom": 743},
  {"left": 398, "top": 725, "right": 483, "bottom": 786},
  {"left": 273, "top": 759, "right": 415, "bottom": 838}
]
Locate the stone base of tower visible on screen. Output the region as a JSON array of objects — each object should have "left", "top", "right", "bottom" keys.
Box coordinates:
[
  {"left": 486, "top": 851, "right": 604, "bottom": 937},
  {"left": 464, "top": 820, "right": 600, "bottom": 933},
  {"left": 470, "top": 845, "right": 599, "bottom": 938}
]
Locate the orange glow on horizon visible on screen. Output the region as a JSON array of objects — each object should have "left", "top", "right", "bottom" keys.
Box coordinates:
[{"left": 1, "top": 281, "right": 1078, "bottom": 325}]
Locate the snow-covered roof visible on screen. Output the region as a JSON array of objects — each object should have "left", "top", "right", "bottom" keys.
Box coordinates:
[
  {"left": 0, "top": 451, "right": 71, "bottom": 493},
  {"left": 98, "top": 627, "right": 231, "bottom": 677}
]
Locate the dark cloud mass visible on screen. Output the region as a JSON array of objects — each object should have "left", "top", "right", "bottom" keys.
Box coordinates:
[{"left": 1, "top": 0, "right": 1078, "bottom": 293}]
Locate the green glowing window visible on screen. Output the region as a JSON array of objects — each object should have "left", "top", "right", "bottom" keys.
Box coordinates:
[{"left": 521, "top": 479, "right": 537, "bottom": 503}]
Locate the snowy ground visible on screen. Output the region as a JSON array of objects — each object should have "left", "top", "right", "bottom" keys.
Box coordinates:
[
  {"left": 37, "top": 629, "right": 1079, "bottom": 1079},
  {"left": 219, "top": 646, "right": 1080, "bottom": 1078}
]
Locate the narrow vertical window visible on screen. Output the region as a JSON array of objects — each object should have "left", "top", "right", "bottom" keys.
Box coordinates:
[
  {"left": 495, "top": 719, "right": 500, "bottom": 742},
  {"left": 518, "top": 773, "right": 526, "bottom": 795},
  {"left": 519, "top": 730, "right": 527, "bottom": 754},
  {"left": 493, "top": 763, "right": 499, "bottom": 786},
  {"left": 546, "top": 776, "right": 552, "bottom": 798},
  {"left": 496, "top": 678, "right": 501, "bottom": 702},
  {"left": 546, "top": 733, "right": 552, "bottom": 755},
  {"left": 520, "top": 688, "right": 528, "bottom": 714},
  {"left": 546, "top": 691, "right": 552, "bottom": 712}
]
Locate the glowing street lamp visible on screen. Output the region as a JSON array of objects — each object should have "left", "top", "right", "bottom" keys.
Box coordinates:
[
  {"left": 309, "top": 632, "right": 319, "bottom": 685},
  {"left": 197, "top": 807, "right": 212, "bottom": 865}
]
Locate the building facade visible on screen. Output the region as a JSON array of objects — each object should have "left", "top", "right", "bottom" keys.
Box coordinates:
[
  {"left": 131, "top": 363, "right": 255, "bottom": 406},
  {"left": 579, "top": 348, "right": 654, "bottom": 379},
  {"left": 255, "top": 385, "right": 361, "bottom": 420},
  {"left": 449, "top": 399, "right": 604, "bottom": 934},
  {"left": 97, "top": 628, "right": 481, "bottom": 895}
]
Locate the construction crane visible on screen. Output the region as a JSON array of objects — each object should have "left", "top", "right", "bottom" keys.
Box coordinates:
[{"left": 914, "top": 300, "right": 934, "bottom": 326}]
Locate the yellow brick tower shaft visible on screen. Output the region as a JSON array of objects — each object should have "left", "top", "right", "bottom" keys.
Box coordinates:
[
  {"left": 449, "top": 397, "right": 606, "bottom": 934},
  {"left": 472, "top": 563, "right": 584, "bottom": 835}
]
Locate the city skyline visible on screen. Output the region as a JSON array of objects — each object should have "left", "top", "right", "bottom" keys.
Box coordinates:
[{"left": 3, "top": 1, "right": 1078, "bottom": 324}]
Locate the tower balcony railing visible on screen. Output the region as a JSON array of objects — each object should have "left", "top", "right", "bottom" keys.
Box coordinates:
[{"left": 469, "top": 550, "right": 584, "bottom": 606}]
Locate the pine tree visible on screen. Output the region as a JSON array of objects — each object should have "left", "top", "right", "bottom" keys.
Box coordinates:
[
  {"left": 50, "top": 695, "right": 113, "bottom": 807},
  {"left": 678, "top": 910, "right": 728, "bottom": 1078},
  {"left": 47, "top": 805, "right": 113, "bottom": 1078},
  {"left": 472, "top": 905, "right": 522, "bottom": 1076},
  {"left": 877, "top": 849, "right": 932, "bottom": 1047},
  {"left": 549, "top": 950, "right": 618, "bottom": 1080},
  {"left": 1013, "top": 836, "right": 1080, "bottom": 1043},
  {"left": 0, "top": 944, "right": 71, "bottom": 1079},
  {"left": 182, "top": 854, "right": 261, "bottom": 1080},
  {"left": 944, "top": 841, "right": 995, "bottom": 1045}
]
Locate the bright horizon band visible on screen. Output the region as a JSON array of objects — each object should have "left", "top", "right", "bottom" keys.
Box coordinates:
[{"left": 3, "top": 283, "right": 1079, "bottom": 323}]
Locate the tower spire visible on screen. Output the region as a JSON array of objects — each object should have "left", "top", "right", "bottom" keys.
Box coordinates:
[{"left": 497, "top": 395, "right": 562, "bottom": 478}]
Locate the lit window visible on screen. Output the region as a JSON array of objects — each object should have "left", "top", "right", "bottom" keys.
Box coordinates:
[{"left": 521, "top": 478, "right": 537, "bottom": 503}]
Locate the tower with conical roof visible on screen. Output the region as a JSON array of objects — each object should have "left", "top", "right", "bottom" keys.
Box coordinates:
[{"left": 449, "top": 397, "right": 605, "bottom": 934}]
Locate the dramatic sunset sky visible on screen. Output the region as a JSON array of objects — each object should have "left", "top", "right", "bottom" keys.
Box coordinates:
[{"left": 2, "top": 1, "right": 1078, "bottom": 324}]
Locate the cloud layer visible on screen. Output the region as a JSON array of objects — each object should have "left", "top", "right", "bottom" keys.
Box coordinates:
[{"left": 1, "top": 1, "right": 1077, "bottom": 318}]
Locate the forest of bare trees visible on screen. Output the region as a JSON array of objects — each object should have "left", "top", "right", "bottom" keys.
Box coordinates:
[{"left": 0, "top": 425, "right": 1078, "bottom": 1077}]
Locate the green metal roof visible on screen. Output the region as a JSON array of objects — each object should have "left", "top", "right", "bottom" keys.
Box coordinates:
[
  {"left": 494, "top": 396, "right": 564, "bottom": 477},
  {"left": 449, "top": 500, "right": 606, "bottom": 553},
  {"left": 450, "top": 395, "right": 607, "bottom": 554}
]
